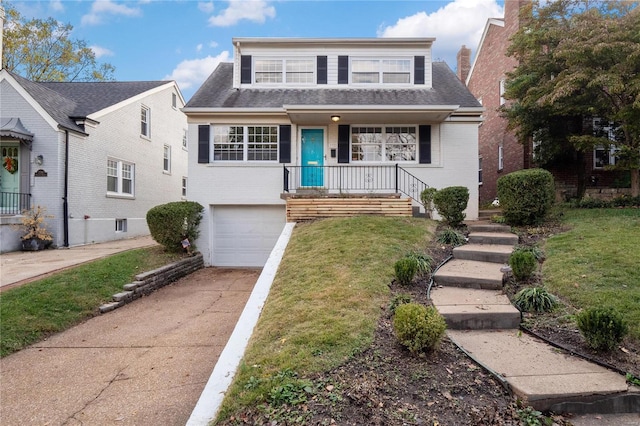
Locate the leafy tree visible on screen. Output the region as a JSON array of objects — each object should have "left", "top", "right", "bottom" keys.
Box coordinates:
[
  {"left": 503, "top": 0, "right": 640, "bottom": 196},
  {"left": 2, "top": 3, "right": 115, "bottom": 81}
]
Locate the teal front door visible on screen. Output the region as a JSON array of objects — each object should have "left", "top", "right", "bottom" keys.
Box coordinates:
[
  {"left": 1, "top": 144, "right": 21, "bottom": 211},
  {"left": 301, "top": 129, "right": 324, "bottom": 187}
]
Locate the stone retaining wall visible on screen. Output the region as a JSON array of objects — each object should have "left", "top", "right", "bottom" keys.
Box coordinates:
[{"left": 99, "top": 253, "right": 204, "bottom": 313}]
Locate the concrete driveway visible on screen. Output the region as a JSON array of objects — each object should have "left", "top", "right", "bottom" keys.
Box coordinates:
[{"left": 0, "top": 267, "right": 259, "bottom": 426}]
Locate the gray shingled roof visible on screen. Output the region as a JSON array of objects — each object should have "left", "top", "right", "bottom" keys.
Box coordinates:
[
  {"left": 186, "top": 62, "right": 481, "bottom": 109},
  {"left": 9, "top": 71, "right": 168, "bottom": 134}
]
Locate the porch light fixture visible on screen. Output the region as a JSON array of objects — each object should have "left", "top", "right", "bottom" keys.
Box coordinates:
[
  {"left": 35, "top": 155, "right": 44, "bottom": 166},
  {"left": 331, "top": 115, "right": 341, "bottom": 122}
]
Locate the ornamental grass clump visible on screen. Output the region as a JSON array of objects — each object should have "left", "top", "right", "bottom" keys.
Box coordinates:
[
  {"left": 436, "top": 227, "right": 466, "bottom": 246},
  {"left": 393, "top": 303, "right": 446, "bottom": 354},
  {"left": 394, "top": 257, "right": 418, "bottom": 285},
  {"left": 405, "top": 251, "right": 433, "bottom": 276},
  {"left": 514, "top": 287, "right": 557, "bottom": 313},
  {"left": 576, "top": 307, "right": 629, "bottom": 352}
]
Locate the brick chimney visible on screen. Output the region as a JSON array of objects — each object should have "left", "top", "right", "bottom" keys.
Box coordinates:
[{"left": 456, "top": 45, "right": 471, "bottom": 84}]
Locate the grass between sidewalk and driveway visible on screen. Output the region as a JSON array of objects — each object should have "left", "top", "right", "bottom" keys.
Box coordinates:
[
  {"left": 217, "top": 216, "right": 434, "bottom": 421},
  {"left": 543, "top": 208, "right": 640, "bottom": 340},
  {"left": 0, "top": 246, "right": 183, "bottom": 357}
]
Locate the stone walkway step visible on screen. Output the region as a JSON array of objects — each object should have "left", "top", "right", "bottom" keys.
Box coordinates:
[
  {"left": 466, "top": 222, "right": 511, "bottom": 233},
  {"left": 433, "top": 259, "right": 504, "bottom": 290},
  {"left": 430, "top": 286, "right": 521, "bottom": 329},
  {"left": 453, "top": 243, "right": 513, "bottom": 264},
  {"left": 447, "top": 329, "right": 635, "bottom": 413},
  {"left": 478, "top": 209, "right": 502, "bottom": 219},
  {"left": 468, "top": 231, "right": 519, "bottom": 245}
]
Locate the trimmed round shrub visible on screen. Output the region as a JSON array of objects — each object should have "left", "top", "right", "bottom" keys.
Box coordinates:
[
  {"left": 146, "top": 201, "right": 203, "bottom": 253},
  {"left": 432, "top": 186, "right": 469, "bottom": 227},
  {"left": 514, "top": 287, "right": 557, "bottom": 313},
  {"left": 393, "top": 303, "right": 447, "bottom": 353},
  {"left": 576, "top": 307, "right": 629, "bottom": 352},
  {"left": 509, "top": 250, "right": 537, "bottom": 281},
  {"left": 394, "top": 257, "right": 418, "bottom": 285},
  {"left": 497, "top": 168, "right": 555, "bottom": 226}
]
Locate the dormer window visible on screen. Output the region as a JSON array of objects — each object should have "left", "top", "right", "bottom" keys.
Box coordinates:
[
  {"left": 352, "top": 58, "right": 411, "bottom": 84},
  {"left": 254, "top": 58, "right": 315, "bottom": 84}
]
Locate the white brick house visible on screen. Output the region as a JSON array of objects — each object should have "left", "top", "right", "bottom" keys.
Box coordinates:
[
  {"left": 0, "top": 69, "right": 188, "bottom": 252},
  {"left": 183, "top": 38, "right": 483, "bottom": 268}
]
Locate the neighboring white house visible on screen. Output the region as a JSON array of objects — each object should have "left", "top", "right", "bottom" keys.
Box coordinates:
[
  {"left": 183, "top": 38, "right": 483, "bottom": 268},
  {"left": 0, "top": 69, "right": 188, "bottom": 252}
]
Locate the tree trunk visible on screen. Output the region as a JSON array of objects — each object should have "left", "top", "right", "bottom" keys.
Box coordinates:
[{"left": 631, "top": 168, "right": 639, "bottom": 197}]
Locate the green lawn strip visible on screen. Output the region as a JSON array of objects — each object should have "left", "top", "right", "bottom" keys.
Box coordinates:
[
  {"left": 216, "top": 216, "right": 434, "bottom": 420},
  {"left": 543, "top": 208, "right": 640, "bottom": 340},
  {"left": 0, "top": 246, "right": 183, "bottom": 357}
]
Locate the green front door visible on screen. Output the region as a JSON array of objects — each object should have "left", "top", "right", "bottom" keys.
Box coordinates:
[
  {"left": 1, "top": 144, "right": 21, "bottom": 211},
  {"left": 301, "top": 129, "right": 324, "bottom": 187}
]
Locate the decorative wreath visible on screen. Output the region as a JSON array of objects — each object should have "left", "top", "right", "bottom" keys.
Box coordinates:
[{"left": 3, "top": 156, "right": 18, "bottom": 174}]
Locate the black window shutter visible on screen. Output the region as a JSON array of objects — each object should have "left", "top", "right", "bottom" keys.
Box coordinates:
[
  {"left": 198, "top": 125, "right": 210, "bottom": 163},
  {"left": 414, "top": 56, "right": 425, "bottom": 85},
  {"left": 317, "top": 56, "right": 327, "bottom": 84},
  {"left": 279, "top": 125, "right": 291, "bottom": 163},
  {"left": 419, "top": 125, "right": 431, "bottom": 164},
  {"left": 338, "top": 125, "right": 350, "bottom": 163},
  {"left": 241, "top": 55, "right": 252, "bottom": 84},
  {"left": 338, "top": 56, "right": 349, "bottom": 84}
]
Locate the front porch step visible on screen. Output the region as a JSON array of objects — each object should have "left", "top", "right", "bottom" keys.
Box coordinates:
[
  {"left": 433, "top": 259, "right": 504, "bottom": 290},
  {"left": 430, "top": 286, "right": 521, "bottom": 330},
  {"left": 466, "top": 221, "right": 512, "bottom": 233},
  {"left": 478, "top": 209, "right": 502, "bottom": 219},
  {"left": 468, "top": 232, "right": 519, "bottom": 245},
  {"left": 453, "top": 243, "right": 513, "bottom": 264}
]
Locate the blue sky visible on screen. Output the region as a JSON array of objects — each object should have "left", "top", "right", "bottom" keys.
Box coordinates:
[{"left": 7, "top": 0, "right": 505, "bottom": 100}]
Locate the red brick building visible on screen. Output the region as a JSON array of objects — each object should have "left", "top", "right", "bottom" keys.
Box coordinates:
[{"left": 465, "top": 0, "right": 531, "bottom": 206}]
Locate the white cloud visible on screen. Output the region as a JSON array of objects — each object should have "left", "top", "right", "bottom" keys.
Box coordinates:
[
  {"left": 198, "top": 2, "right": 215, "bottom": 14},
  {"left": 49, "top": 0, "right": 64, "bottom": 12},
  {"left": 377, "top": 0, "right": 502, "bottom": 64},
  {"left": 90, "top": 45, "right": 114, "bottom": 58},
  {"left": 81, "top": 0, "right": 142, "bottom": 26},
  {"left": 209, "top": 41, "right": 219, "bottom": 49},
  {"left": 164, "top": 51, "right": 231, "bottom": 92},
  {"left": 208, "top": 0, "right": 275, "bottom": 27},
  {"left": 196, "top": 44, "right": 203, "bottom": 52}
]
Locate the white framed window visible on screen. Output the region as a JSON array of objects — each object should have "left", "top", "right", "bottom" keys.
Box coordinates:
[
  {"left": 107, "top": 159, "right": 134, "bottom": 196},
  {"left": 351, "top": 126, "right": 416, "bottom": 162},
  {"left": 182, "top": 177, "right": 187, "bottom": 197},
  {"left": 172, "top": 93, "right": 177, "bottom": 108},
  {"left": 498, "top": 144, "right": 504, "bottom": 171},
  {"left": 163, "top": 145, "right": 171, "bottom": 172},
  {"left": 592, "top": 118, "right": 619, "bottom": 168},
  {"left": 352, "top": 58, "right": 411, "bottom": 84},
  {"left": 499, "top": 79, "right": 506, "bottom": 105},
  {"left": 182, "top": 129, "right": 188, "bottom": 149},
  {"left": 479, "top": 156, "right": 483, "bottom": 185},
  {"left": 594, "top": 146, "right": 618, "bottom": 168},
  {"left": 213, "top": 125, "right": 278, "bottom": 161},
  {"left": 254, "top": 58, "right": 314, "bottom": 84},
  {"left": 115, "top": 218, "right": 127, "bottom": 232},
  {"left": 141, "top": 105, "right": 150, "bottom": 137}
]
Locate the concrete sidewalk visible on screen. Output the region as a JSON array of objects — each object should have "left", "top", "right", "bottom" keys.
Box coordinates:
[{"left": 1, "top": 235, "right": 157, "bottom": 290}]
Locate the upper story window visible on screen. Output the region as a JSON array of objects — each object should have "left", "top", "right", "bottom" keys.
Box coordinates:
[
  {"left": 213, "top": 125, "right": 278, "bottom": 161},
  {"left": 163, "top": 145, "right": 171, "bottom": 173},
  {"left": 254, "top": 58, "right": 314, "bottom": 84},
  {"left": 172, "top": 93, "right": 177, "bottom": 108},
  {"left": 352, "top": 58, "right": 411, "bottom": 84},
  {"left": 351, "top": 126, "right": 416, "bottom": 162},
  {"left": 141, "top": 105, "right": 150, "bottom": 137},
  {"left": 182, "top": 129, "right": 188, "bottom": 149},
  {"left": 107, "top": 158, "right": 134, "bottom": 196}
]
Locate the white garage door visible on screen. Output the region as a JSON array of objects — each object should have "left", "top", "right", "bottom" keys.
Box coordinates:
[{"left": 212, "top": 205, "right": 286, "bottom": 267}]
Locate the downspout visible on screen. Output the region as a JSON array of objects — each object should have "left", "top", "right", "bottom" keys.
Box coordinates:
[{"left": 63, "top": 130, "right": 69, "bottom": 247}]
